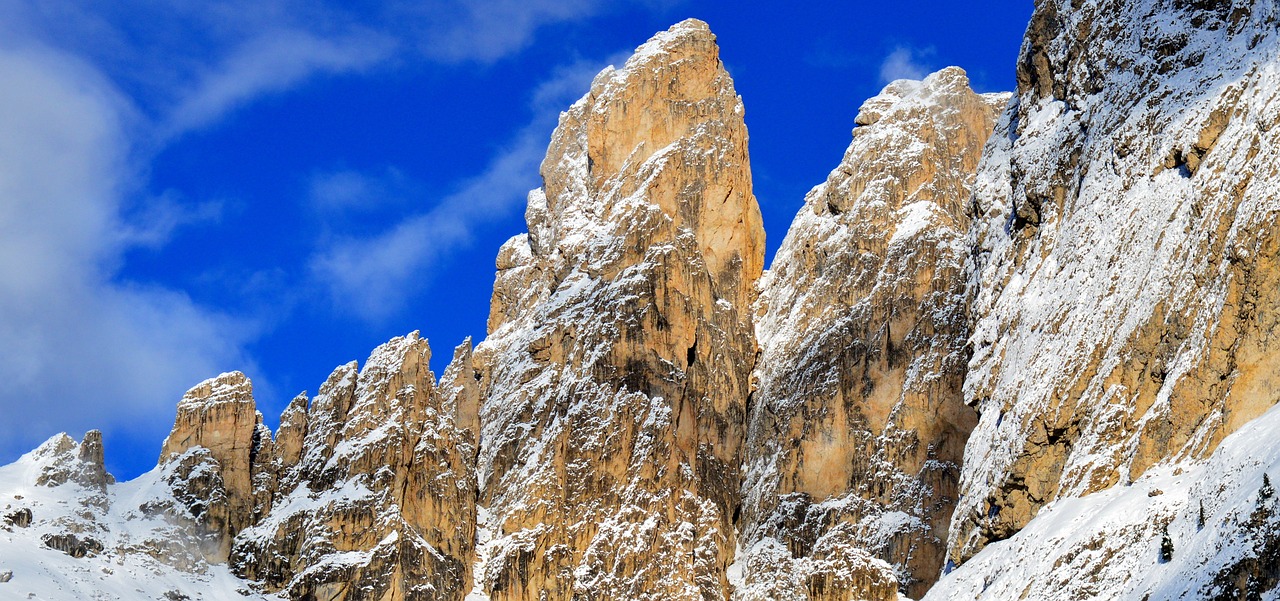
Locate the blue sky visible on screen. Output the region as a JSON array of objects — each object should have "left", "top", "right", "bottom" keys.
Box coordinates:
[{"left": 0, "top": 0, "right": 1033, "bottom": 479}]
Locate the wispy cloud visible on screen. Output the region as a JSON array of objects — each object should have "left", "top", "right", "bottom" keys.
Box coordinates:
[
  {"left": 307, "top": 52, "right": 624, "bottom": 320},
  {"left": 879, "top": 46, "right": 934, "bottom": 84},
  {"left": 160, "top": 29, "right": 395, "bottom": 139},
  {"left": 307, "top": 167, "right": 418, "bottom": 214},
  {"left": 0, "top": 0, "right": 655, "bottom": 466},
  {"left": 307, "top": 120, "right": 547, "bottom": 320},
  {"left": 401, "top": 0, "right": 605, "bottom": 64},
  {"left": 0, "top": 44, "right": 255, "bottom": 459}
]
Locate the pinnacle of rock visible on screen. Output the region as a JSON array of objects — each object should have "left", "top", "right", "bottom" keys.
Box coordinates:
[
  {"left": 158, "top": 371, "right": 265, "bottom": 561},
  {"left": 474, "top": 18, "right": 764, "bottom": 600},
  {"left": 739, "top": 66, "right": 1004, "bottom": 600}
]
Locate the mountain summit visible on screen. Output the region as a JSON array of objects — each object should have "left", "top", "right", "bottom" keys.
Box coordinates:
[{"left": 3, "top": 5, "right": 1280, "bottom": 600}]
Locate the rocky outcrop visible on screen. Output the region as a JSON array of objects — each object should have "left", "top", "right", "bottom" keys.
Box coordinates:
[
  {"left": 33, "top": 431, "right": 114, "bottom": 492},
  {"left": 41, "top": 532, "right": 104, "bottom": 558},
  {"left": 4, "top": 507, "right": 31, "bottom": 528},
  {"left": 143, "top": 333, "right": 480, "bottom": 600},
  {"left": 925, "top": 404, "right": 1280, "bottom": 601},
  {"left": 231, "top": 332, "right": 477, "bottom": 601},
  {"left": 471, "top": 18, "right": 763, "bottom": 601},
  {"left": 738, "top": 68, "right": 1004, "bottom": 600},
  {"left": 158, "top": 371, "right": 266, "bottom": 560},
  {"left": 950, "top": 0, "right": 1280, "bottom": 568}
]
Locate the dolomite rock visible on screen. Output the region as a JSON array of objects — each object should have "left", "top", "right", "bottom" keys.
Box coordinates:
[
  {"left": 158, "top": 371, "right": 265, "bottom": 560},
  {"left": 34, "top": 430, "right": 114, "bottom": 491},
  {"left": 10, "top": 6, "right": 1280, "bottom": 600},
  {"left": 925, "top": 404, "right": 1280, "bottom": 601},
  {"left": 739, "top": 68, "right": 1004, "bottom": 600},
  {"left": 472, "top": 18, "right": 763, "bottom": 601},
  {"left": 439, "top": 338, "right": 482, "bottom": 441},
  {"left": 273, "top": 393, "right": 309, "bottom": 473},
  {"left": 950, "top": 0, "right": 1280, "bottom": 568},
  {"left": 232, "top": 332, "right": 477, "bottom": 601}
]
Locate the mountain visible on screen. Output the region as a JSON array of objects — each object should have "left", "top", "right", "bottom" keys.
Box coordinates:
[
  {"left": 470, "top": 19, "right": 762, "bottom": 601},
  {"left": 928, "top": 0, "right": 1280, "bottom": 597},
  {"left": 3, "top": 4, "right": 1280, "bottom": 600},
  {"left": 738, "top": 67, "right": 1004, "bottom": 601}
]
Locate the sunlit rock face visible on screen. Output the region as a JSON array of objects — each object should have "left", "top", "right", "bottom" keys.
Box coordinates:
[
  {"left": 949, "top": 0, "right": 1280, "bottom": 569},
  {"left": 159, "top": 371, "right": 266, "bottom": 562},
  {"left": 738, "top": 67, "right": 1004, "bottom": 601},
  {"left": 11, "top": 4, "right": 1280, "bottom": 600},
  {"left": 230, "top": 333, "right": 479, "bottom": 601},
  {"left": 470, "top": 18, "right": 764, "bottom": 601}
]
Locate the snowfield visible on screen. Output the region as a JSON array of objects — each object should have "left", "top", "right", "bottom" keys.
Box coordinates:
[
  {"left": 0, "top": 435, "right": 278, "bottom": 601},
  {"left": 927, "top": 402, "right": 1280, "bottom": 601}
]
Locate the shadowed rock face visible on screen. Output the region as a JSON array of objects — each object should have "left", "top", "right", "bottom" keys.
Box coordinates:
[
  {"left": 739, "top": 68, "right": 1004, "bottom": 601},
  {"left": 951, "top": 0, "right": 1280, "bottom": 568},
  {"left": 471, "top": 18, "right": 764, "bottom": 601}
]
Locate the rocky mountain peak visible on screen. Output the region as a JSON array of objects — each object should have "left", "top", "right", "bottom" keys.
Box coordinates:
[
  {"left": 231, "top": 331, "right": 477, "bottom": 600},
  {"left": 473, "top": 19, "right": 763, "bottom": 600},
  {"left": 29, "top": 431, "right": 114, "bottom": 491},
  {"left": 7, "top": 8, "right": 1280, "bottom": 601},
  {"left": 739, "top": 67, "right": 1004, "bottom": 600},
  {"left": 510, "top": 17, "right": 763, "bottom": 323},
  {"left": 158, "top": 371, "right": 265, "bottom": 560}
]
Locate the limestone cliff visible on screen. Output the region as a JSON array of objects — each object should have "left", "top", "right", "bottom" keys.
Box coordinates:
[
  {"left": 144, "top": 333, "right": 479, "bottom": 600},
  {"left": 739, "top": 68, "right": 1004, "bottom": 600},
  {"left": 158, "top": 371, "right": 268, "bottom": 561},
  {"left": 949, "top": 0, "right": 1280, "bottom": 569},
  {"left": 471, "top": 18, "right": 763, "bottom": 601},
  {"left": 232, "top": 332, "right": 478, "bottom": 600}
]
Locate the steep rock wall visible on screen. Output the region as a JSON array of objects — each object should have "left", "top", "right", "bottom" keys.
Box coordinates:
[
  {"left": 739, "top": 68, "right": 1003, "bottom": 600},
  {"left": 951, "top": 0, "right": 1280, "bottom": 566},
  {"left": 471, "top": 18, "right": 764, "bottom": 601}
]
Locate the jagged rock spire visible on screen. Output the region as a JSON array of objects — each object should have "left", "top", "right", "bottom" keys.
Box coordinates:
[
  {"left": 473, "top": 18, "right": 764, "bottom": 600},
  {"left": 740, "top": 67, "right": 1005, "bottom": 600}
]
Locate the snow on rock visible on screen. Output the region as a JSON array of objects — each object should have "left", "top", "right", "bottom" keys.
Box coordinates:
[
  {"left": 470, "top": 17, "right": 764, "bottom": 601},
  {"left": 740, "top": 67, "right": 1006, "bottom": 600},
  {"left": 158, "top": 371, "right": 266, "bottom": 562},
  {"left": 231, "top": 332, "right": 478, "bottom": 600},
  {"left": 950, "top": 0, "right": 1280, "bottom": 567},
  {"left": 742, "top": 66, "right": 1008, "bottom": 601},
  {"left": 926, "top": 402, "right": 1280, "bottom": 601},
  {"left": 5, "top": 5, "right": 1280, "bottom": 600},
  {"left": 0, "top": 433, "right": 278, "bottom": 600}
]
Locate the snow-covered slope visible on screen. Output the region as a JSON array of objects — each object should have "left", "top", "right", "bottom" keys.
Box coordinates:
[
  {"left": 927, "top": 402, "right": 1280, "bottom": 600},
  {"left": 0, "top": 434, "right": 276, "bottom": 600}
]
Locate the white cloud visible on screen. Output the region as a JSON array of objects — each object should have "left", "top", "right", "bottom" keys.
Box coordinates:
[
  {"left": 307, "top": 53, "right": 619, "bottom": 320},
  {"left": 308, "top": 125, "right": 547, "bottom": 320},
  {"left": 402, "top": 0, "right": 605, "bottom": 64},
  {"left": 879, "top": 46, "right": 932, "bottom": 84},
  {"left": 0, "top": 44, "right": 254, "bottom": 461},
  {"left": 0, "top": 0, "right": 657, "bottom": 462},
  {"left": 160, "top": 29, "right": 395, "bottom": 139},
  {"left": 307, "top": 167, "right": 416, "bottom": 214}
]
